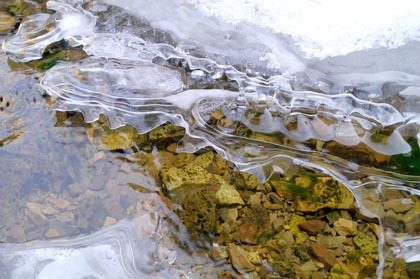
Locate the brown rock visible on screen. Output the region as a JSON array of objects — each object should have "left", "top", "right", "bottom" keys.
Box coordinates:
[
  {"left": 239, "top": 223, "right": 258, "bottom": 244},
  {"left": 0, "top": 12, "right": 16, "bottom": 34},
  {"left": 228, "top": 243, "right": 255, "bottom": 274},
  {"left": 298, "top": 220, "right": 326, "bottom": 235},
  {"left": 311, "top": 243, "right": 338, "bottom": 268}
]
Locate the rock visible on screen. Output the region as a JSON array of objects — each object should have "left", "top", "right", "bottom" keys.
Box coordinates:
[
  {"left": 353, "top": 232, "right": 378, "bottom": 259},
  {"left": 384, "top": 198, "right": 414, "bottom": 213},
  {"left": 317, "top": 235, "right": 344, "bottom": 249},
  {"left": 271, "top": 175, "right": 354, "bottom": 212},
  {"left": 368, "top": 223, "right": 381, "bottom": 238},
  {"left": 239, "top": 223, "right": 258, "bottom": 244},
  {"left": 300, "top": 260, "right": 319, "bottom": 272},
  {"left": 148, "top": 124, "right": 184, "bottom": 145},
  {"left": 160, "top": 164, "right": 212, "bottom": 191},
  {"left": 192, "top": 151, "right": 214, "bottom": 169},
  {"left": 228, "top": 243, "right": 255, "bottom": 274},
  {"left": 45, "top": 228, "right": 60, "bottom": 239},
  {"left": 333, "top": 218, "right": 357, "bottom": 236},
  {"left": 41, "top": 205, "right": 59, "bottom": 216},
  {"left": 311, "top": 243, "right": 338, "bottom": 268},
  {"left": 215, "top": 177, "right": 244, "bottom": 206},
  {"left": 0, "top": 12, "right": 15, "bottom": 34},
  {"left": 289, "top": 214, "right": 308, "bottom": 244},
  {"left": 209, "top": 246, "right": 229, "bottom": 262},
  {"left": 103, "top": 216, "right": 117, "bottom": 228},
  {"left": 298, "top": 219, "right": 326, "bottom": 235},
  {"left": 26, "top": 202, "right": 44, "bottom": 216},
  {"left": 101, "top": 126, "right": 136, "bottom": 150},
  {"left": 47, "top": 197, "right": 71, "bottom": 210},
  {"left": 218, "top": 208, "right": 238, "bottom": 223}
]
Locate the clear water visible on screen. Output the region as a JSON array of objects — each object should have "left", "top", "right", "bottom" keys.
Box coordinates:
[{"left": 0, "top": 0, "right": 420, "bottom": 278}]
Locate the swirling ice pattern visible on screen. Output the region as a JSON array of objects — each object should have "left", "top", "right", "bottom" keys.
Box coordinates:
[{"left": 2, "top": 0, "right": 420, "bottom": 277}]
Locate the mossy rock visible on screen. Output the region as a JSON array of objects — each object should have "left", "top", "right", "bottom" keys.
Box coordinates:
[
  {"left": 148, "top": 123, "right": 185, "bottom": 146},
  {"left": 271, "top": 174, "right": 354, "bottom": 212},
  {"left": 101, "top": 125, "right": 137, "bottom": 150},
  {"left": 160, "top": 164, "right": 213, "bottom": 191},
  {"left": 171, "top": 183, "right": 218, "bottom": 237}
]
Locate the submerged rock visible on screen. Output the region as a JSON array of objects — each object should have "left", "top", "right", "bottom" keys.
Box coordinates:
[
  {"left": 0, "top": 11, "right": 15, "bottom": 34},
  {"left": 333, "top": 218, "right": 357, "bottom": 237},
  {"left": 271, "top": 173, "right": 354, "bottom": 212}
]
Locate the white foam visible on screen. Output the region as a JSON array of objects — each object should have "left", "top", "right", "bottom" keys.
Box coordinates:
[{"left": 186, "top": 0, "right": 420, "bottom": 58}]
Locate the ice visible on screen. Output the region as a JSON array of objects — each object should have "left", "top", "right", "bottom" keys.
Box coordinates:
[
  {"left": 2, "top": 0, "right": 96, "bottom": 62},
  {"left": 185, "top": 0, "right": 420, "bottom": 59},
  {"left": 2, "top": 0, "right": 420, "bottom": 277}
]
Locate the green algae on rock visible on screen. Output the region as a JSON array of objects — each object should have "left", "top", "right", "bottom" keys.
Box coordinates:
[{"left": 271, "top": 173, "right": 354, "bottom": 212}]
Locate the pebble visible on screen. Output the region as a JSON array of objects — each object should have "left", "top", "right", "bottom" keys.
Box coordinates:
[
  {"left": 47, "top": 197, "right": 71, "bottom": 210},
  {"left": 45, "top": 228, "right": 60, "bottom": 239},
  {"left": 228, "top": 243, "right": 255, "bottom": 274},
  {"left": 333, "top": 218, "right": 357, "bottom": 236},
  {"left": 311, "top": 243, "right": 338, "bottom": 268},
  {"left": 103, "top": 216, "right": 117, "bottom": 228},
  {"left": 384, "top": 198, "right": 414, "bottom": 213},
  {"left": 298, "top": 219, "right": 326, "bottom": 235},
  {"left": 0, "top": 12, "right": 16, "bottom": 34}
]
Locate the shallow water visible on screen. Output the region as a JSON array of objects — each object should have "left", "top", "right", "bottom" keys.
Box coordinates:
[{"left": 0, "top": 0, "right": 420, "bottom": 278}]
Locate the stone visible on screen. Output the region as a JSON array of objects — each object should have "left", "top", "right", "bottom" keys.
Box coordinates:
[
  {"left": 317, "top": 235, "right": 344, "bottom": 249},
  {"left": 228, "top": 243, "right": 255, "bottom": 274},
  {"left": 311, "top": 243, "right": 338, "bottom": 268},
  {"left": 333, "top": 218, "right": 357, "bottom": 236},
  {"left": 45, "top": 228, "right": 60, "bottom": 239},
  {"left": 300, "top": 261, "right": 319, "bottom": 272},
  {"left": 0, "top": 12, "right": 16, "bottom": 34},
  {"left": 239, "top": 223, "right": 258, "bottom": 244},
  {"left": 215, "top": 178, "right": 244, "bottom": 206},
  {"left": 160, "top": 164, "right": 212, "bottom": 191},
  {"left": 218, "top": 208, "right": 238, "bottom": 223},
  {"left": 384, "top": 198, "right": 414, "bottom": 213},
  {"left": 298, "top": 219, "right": 326, "bottom": 235},
  {"left": 47, "top": 197, "right": 71, "bottom": 210},
  {"left": 103, "top": 216, "right": 117, "bottom": 228}
]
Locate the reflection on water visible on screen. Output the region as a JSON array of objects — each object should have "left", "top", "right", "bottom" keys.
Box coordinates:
[{"left": 0, "top": 0, "right": 420, "bottom": 278}]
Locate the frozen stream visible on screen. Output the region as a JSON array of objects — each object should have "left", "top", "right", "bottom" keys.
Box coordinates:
[{"left": 0, "top": 0, "right": 420, "bottom": 278}]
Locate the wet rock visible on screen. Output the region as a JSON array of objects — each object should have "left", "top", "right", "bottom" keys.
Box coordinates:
[
  {"left": 228, "top": 243, "right": 255, "bottom": 274},
  {"left": 209, "top": 245, "right": 229, "bottom": 263},
  {"left": 317, "top": 235, "right": 344, "bottom": 249},
  {"left": 333, "top": 218, "right": 357, "bottom": 236},
  {"left": 311, "top": 243, "right": 338, "bottom": 268},
  {"left": 160, "top": 164, "right": 212, "bottom": 191},
  {"left": 0, "top": 11, "right": 15, "bottom": 34},
  {"left": 271, "top": 174, "right": 354, "bottom": 212},
  {"left": 215, "top": 178, "right": 244, "bottom": 206},
  {"left": 300, "top": 260, "right": 319, "bottom": 272},
  {"left": 353, "top": 232, "right": 378, "bottom": 259},
  {"left": 289, "top": 214, "right": 308, "bottom": 244},
  {"left": 218, "top": 208, "right": 238, "bottom": 223},
  {"left": 45, "top": 228, "right": 60, "bottom": 239},
  {"left": 170, "top": 183, "right": 218, "bottom": 237},
  {"left": 239, "top": 223, "right": 258, "bottom": 244},
  {"left": 101, "top": 126, "right": 136, "bottom": 150},
  {"left": 384, "top": 198, "right": 414, "bottom": 213},
  {"left": 298, "top": 219, "right": 326, "bottom": 235},
  {"left": 47, "top": 196, "right": 71, "bottom": 210},
  {"left": 148, "top": 124, "right": 185, "bottom": 146},
  {"left": 103, "top": 216, "right": 117, "bottom": 228}
]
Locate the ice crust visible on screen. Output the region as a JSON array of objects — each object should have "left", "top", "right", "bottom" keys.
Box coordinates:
[{"left": 1, "top": 0, "right": 420, "bottom": 277}]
